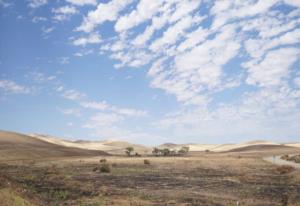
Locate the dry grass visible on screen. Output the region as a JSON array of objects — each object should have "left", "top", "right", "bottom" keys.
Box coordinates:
[
  {"left": 0, "top": 153, "right": 299, "bottom": 206},
  {"left": 276, "top": 165, "right": 296, "bottom": 174}
]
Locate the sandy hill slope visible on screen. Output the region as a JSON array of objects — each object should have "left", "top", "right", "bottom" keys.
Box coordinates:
[
  {"left": 30, "top": 134, "right": 151, "bottom": 155},
  {"left": 0, "top": 131, "right": 107, "bottom": 161},
  {"left": 157, "top": 140, "right": 290, "bottom": 152},
  {"left": 285, "top": 143, "right": 300, "bottom": 148},
  {"left": 227, "top": 144, "right": 294, "bottom": 152}
]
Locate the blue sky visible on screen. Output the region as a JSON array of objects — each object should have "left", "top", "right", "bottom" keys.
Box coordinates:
[{"left": 0, "top": 0, "right": 300, "bottom": 145}]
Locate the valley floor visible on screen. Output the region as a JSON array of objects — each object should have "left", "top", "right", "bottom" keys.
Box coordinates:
[{"left": 1, "top": 152, "right": 300, "bottom": 206}]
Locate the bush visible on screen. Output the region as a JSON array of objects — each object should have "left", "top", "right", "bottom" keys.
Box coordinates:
[
  {"left": 288, "top": 155, "right": 300, "bottom": 163},
  {"left": 276, "top": 165, "right": 295, "bottom": 174},
  {"left": 281, "top": 154, "right": 289, "bottom": 160},
  {"left": 144, "top": 159, "right": 150, "bottom": 165},
  {"left": 99, "top": 163, "right": 111, "bottom": 173},
  {"left": 100, "top": 158, "right": 107, "bottom": 163}
]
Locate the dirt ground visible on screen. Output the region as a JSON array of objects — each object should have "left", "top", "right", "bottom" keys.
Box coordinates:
[{"left": 0, "top": 152, "right": 300, "bottom": 206}]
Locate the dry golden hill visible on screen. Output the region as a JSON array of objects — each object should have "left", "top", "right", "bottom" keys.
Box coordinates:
[
  {"left": 30, "top": 134, "right": 151, "bottom": 155},
  {"left": 0, "top": 130, "right": 107, "bottom": 161}
]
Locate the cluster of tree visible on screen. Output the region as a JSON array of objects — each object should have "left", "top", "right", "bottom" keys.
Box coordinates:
[
  {"left": 125, "top": 147, "right": 141, "bottom": 156},
  {"left": 152, "top": 146, "right": 189, "bottom": 156},
  {"left": 125, "top": 146, "right": 190, "bottom": 157}
]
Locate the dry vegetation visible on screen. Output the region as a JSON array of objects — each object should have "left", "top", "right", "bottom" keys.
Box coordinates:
[
  {"left": 1, "top": 153, "right": 300, "bottom": 206},
  {"left": 1, "top": 131, "right": 300, "bottom": 205}
]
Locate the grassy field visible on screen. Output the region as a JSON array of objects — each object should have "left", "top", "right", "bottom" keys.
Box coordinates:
[{"left": 1, "top": 152, "right": 300, "bottom": 206}]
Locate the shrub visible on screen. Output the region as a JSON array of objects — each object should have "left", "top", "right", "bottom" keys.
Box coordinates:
[
  {"left": 288, "top": 155, "right": 300, "bottom": 163},
  {"left": 276, "top": 165, "right": 295, "bottom": 174},
  {"left": 55, "top": 190, "right": 68, "bottom": 200},
  {"left": 99, "top": 159, "right": 107, "bottom": 163},
  {"left": 99, "top": 163, "right": 111, "bottom": 173},
  {"left": 144, "top": 159, "right": 150, "bottom": 165},
  {"left": 281, "top": 154, "right": 289, "bottom": 160}
]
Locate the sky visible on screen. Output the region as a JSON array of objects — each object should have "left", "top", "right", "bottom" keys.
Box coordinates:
[{"left": 0, "top": 0, "right": 300, "bottom": 145}]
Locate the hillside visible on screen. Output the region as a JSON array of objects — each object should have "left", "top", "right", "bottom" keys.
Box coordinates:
[
  {"left": 0, "top": 130, "right": 107, "bottom": 161},
  {"left": 30, "top": 134, "right": 151, "bottom": 155}
]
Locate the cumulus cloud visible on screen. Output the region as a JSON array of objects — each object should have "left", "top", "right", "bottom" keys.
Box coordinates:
[
  {"left": 81, "top": 100, "right": 147, "bottom": 117},
  {"left": 65, "top": 0, "right": 97, "bottom": 6},
  {"left": 244, "top": 47, "right": 300, "bottom": 87},
  {"left": 115, "top": 0, "right": 164, "bottom": 32},
  {"left": 52, "top": 5, "right": 78, "bottom": 21},
  {"left": 76, "top": 0, "right": 133, "bottom": 32},
  {"left": 0, "top": 80, "right": 31, "bottom": 94},
  {"left": 71, "top": 0, "right": 300, "bottom": 142},
  {"left": 28, "top": 0, "right": 47, "bottom": 8},
  {"left": 61, "top": 89, "right": 86, "bottom": 100},
  {"left": 73, "top": 32, "right": 101, "bottom": 46},
  {"left": 0, "top": 0, "right": 13, "bottom": 8}
]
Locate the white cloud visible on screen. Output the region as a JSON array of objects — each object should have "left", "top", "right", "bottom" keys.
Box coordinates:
[
  {"left": 0, "top": 80, "right": 31, "bottom": 94},
  {"left": 69, "top": 0, "right": 300, "bottom": 142},
  {"left": 81, "top": 100, "right": 147, "bottom": 117},
  {"left": 67, "top": 122, "right": 73, "bottom": 126},
  {"left": 245, "top": 28, "right": 300, "bottom": 58},
  {"left": 59, "top": 57, "right": 70, "bottom": 64},
  {"left": 77, "top": 0, "right": 133, "bottom": 32},
  {"left": 60, "top": 108, "right": 81, "bottom": 116},
  {"left": 74, "top": 49, "right": 93, "bottom": 57},
  {"left": 83, "top": 112, "right": 123, "bottom": 128},
  {"left": 73, "top": 33, "right": 101, "bottom": 46},
  {"left": 284, "top": 0, "right": 300, "bottom": 7},
  {"left": 61, "top": 89, "right": 86, "bottom": 100},
  {"left": 41, "top": 26, "right": 54, "bottom": 34},
  {"left": 26, "top": 72, "right": 56, "bottom": 83},
  {"left": 150, "top": 15, "right": 201, "bottom": 52},
  {"left": 32, "top": 16, "right": 47, "bottom": 23},
  {"left": 52, "top": 5, "right": 78, "bottom": 21},
  {"left": 81, "top": 101, "right": 109, "bottom": 110},
  {"left": 28, "top": 0, "right": 47, "bottom": 8},
  {"left": 177, "top": 27, "right": 210, "bottom": 52},
  {"left": 294, "top": 72, "right": 300, "bottom": 87},
  {"left": 0, "top": 0, "right": 13, "bottom": 8},
  {"left": 115, "top": 0, "right": 163, "bottom": 32},
  {"left": 244, "top": 47, "right": 300, "bottom": 87},
  {"left": 65, "top": 0, "right": 97, "bottom": 6}
]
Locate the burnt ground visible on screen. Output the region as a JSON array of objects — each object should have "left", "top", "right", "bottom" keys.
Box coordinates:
[{"left": 0, "top": 154, "right": 300, "bottom": 206}]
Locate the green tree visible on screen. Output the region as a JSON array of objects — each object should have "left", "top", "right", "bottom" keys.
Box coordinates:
[
  {"left": 178, "top": 146, "right": 189, "bottom": 155},
  {"left": 125, "top": 147, "right": 134, "bottom": 156},
  {"left": 162, "top": 148, "right": 170, "bottom": 156},
  {"left": 152, "top": 147, "right": 160, "bottom": 156}
]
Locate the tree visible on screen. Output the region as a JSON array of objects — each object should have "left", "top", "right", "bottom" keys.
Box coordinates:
[
  {"left": 125, "top": 147, "right": 134, "bottom": 156},
  {"left": 178, "top": 146, "right": 189, "bottom": 155},
  {"left": 162, "top": 148, "right": 170, "bottom": 156},
  {"left": 152, "top": 147, "right": 160, "bottom": 156}
]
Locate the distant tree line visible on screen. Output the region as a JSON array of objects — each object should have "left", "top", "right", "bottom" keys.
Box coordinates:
[
  {"left": 152, "top": 146, "right": 189, "bottom": 156},
  {"left": 125, "top": 146, "right": 190, "bottom": 157}
]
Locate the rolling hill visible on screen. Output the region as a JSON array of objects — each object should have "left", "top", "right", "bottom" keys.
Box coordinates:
[
  {"left": 0, "top": 130, "right": 107, "bottom": 161},
  {"left": 30, "top": 134, "right": 151, "bottom": 155}
]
